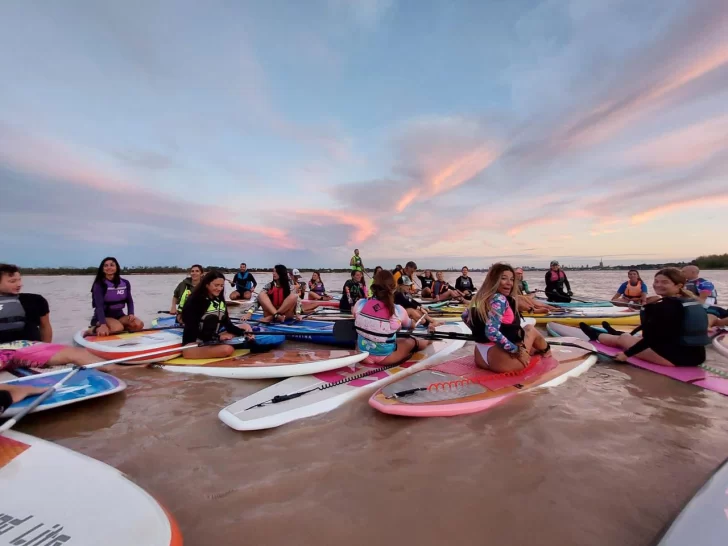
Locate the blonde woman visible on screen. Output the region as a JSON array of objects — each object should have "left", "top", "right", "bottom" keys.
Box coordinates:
[{"left": 466, "top": 263, "right": 550, "bottom": 373}]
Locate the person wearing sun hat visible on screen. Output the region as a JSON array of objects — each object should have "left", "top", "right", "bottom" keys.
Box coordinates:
[{"left": 544, "top": 260, "right": 572, "bottom": 303}]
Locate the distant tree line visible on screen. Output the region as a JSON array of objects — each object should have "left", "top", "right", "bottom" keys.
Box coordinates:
[{"left": 693, "top": 254, "right": 728, "bottom": 269}]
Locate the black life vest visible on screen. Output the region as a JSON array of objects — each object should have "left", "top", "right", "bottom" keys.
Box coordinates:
[
  {"left": 640, "top": 297, "right": 710, "bottom": 347},
  {"left": 466, "top": 296, "right": 524, "bottom": 344},
  {"left": 0, "top": 295, "right": 26, "bottom": 334}
]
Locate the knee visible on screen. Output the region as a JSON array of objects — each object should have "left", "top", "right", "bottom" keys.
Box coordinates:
[{"left": 221, "top": 345, "right": 235, "bottom": 357}]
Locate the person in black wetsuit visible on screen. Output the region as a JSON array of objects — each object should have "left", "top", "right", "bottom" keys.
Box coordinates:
[
  {"left": 579, "top": 268, "right": 708, "bottom": 367},
  {"left": 181, "top": 270, "right": 253, "bottom": 360},
  {"left": 544, "top": 261, "right": 572, "bottom": 303},
  {"left": 454, "top": 267, "right": 475, "bottom": 299},
  {"left": 418, "top": 270, "right": 435, "bottom": 298}
]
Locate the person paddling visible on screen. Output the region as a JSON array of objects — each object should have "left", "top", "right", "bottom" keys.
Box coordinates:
[
  {"left": 257, "top": 265, "right": 300, "bottom": 323},
  {"left": 229, "top": 263, "right": 257, "bottom": 301},
  {"left": 612, "top": 269, "right": 648, "bottom": 305},
  {"left": 352, "top": 269, "right": 432, "bottom": 366},
  {"left": 544, "top": 261, "right": 572, "bottom": 303},
  {"left": 170, "top": 264, "right": 204, "bottom": 321},
  {"left": 87, "top": 257, "right": 144, "bottom": 336},
  {"left": 465, "top": 263, "right": 550, "bottom": 373},
  {"left": 455, "top": 267, "right": 475, "bottom": 300},
  {"left": 0, "top": 264, "right": 98, "bottom": 371},
  {"left": 580, "top": 268, "right": 708, "bottom": 367},
  {"left": 180, "top": 271, "right": 253, "bottom": 359}
]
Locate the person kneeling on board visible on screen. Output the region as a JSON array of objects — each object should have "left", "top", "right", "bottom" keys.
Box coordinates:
[
  {"left": 257, "top": 265, "right": 300, "bottom": 323},
  {"left": 170, "top": 264, "right": 204, "bottom": 323},
  {"left": 0, "top": 264, "right": 98, "bottom": 372},
  {"left": 181, "top": 271, "right": 253, "bottom": 359},
  {"left": 395, "top": 277, "right": 443, "bottom": 329},
  {"left": 466, "top": 263, "right": 551, "bottom": 373},
  {"left": 611, "top": 269, "right": 648, "bottom": 306},
  {"left": 352, "top": 270, "right": 433, "bottom": 365},
  {"left": 580, "top": 268, "right": 708, "bottom": 367},
  {"left": 86, "top": 257, "right": 144, "bottom": 336}
]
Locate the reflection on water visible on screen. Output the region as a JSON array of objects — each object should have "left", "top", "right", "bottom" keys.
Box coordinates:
[{"left": 11, "top": 270, "right": 728, "bottom": 546}]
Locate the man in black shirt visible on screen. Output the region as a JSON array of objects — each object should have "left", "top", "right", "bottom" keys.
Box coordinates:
[{"left": 0, "top": 264, "right": 98, "bottom": 371}]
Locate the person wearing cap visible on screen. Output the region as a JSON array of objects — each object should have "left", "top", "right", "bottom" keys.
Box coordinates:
[
  {"left": 290, "top": 269, "right": 306, "bottom": 299},
  {"left": 339, "top": 270, "right": 368, "bottom": 312},
  {"left": 394, "top": 278, "right": 443, "bottom": 328},
  {"left": 397, "top": 262, "right": 419, "bottom": 294},
  {"left": 545, "top": 261, "right": 572, "bottom": 303}
]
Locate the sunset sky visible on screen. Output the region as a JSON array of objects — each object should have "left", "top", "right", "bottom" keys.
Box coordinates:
[{"left": 2, "top": 0, "right": 727, "bottom": 269}]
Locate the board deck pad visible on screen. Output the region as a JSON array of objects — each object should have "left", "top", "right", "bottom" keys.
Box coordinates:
[
  {"left": 162, "top": 349, "right": 361, "bottom": 368},
  {"left": 547, "top": 322, "right": 728, "bottom": 395},
  {"left": 1, "top": 370, "right": 126, "bottom": 417}
]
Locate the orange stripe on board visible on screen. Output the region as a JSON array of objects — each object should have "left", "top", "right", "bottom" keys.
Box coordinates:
[{"left": 0, "top": 435, "right": 30, "bottom": 469}]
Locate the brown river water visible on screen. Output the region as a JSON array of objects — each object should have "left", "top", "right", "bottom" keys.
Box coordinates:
[{"left": 13, "top": 270, "right": 728, "bottom": 546}]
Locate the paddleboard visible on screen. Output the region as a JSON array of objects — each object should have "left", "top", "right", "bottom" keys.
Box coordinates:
[
  {"left": 155, "top": 349, "right": 369, "bottom": 379},
  {"left": 74, "top": 329, "right": 184, "bottom": 363},
  {"left": 653, "top": 457, "right": 728, "bottom": 546},
  {"left": 0, "top": 430, "right": 182, "bottom": 545},
  {"left": 219, "top": 322, "right": 470, "bottom": 430},
  {"left": 523, "top": 307, "right": 640, "bottom": 325},
  {"left": 249, "top": 315, "right": 354, "bottom": 347},
  {"left": 148, "top": 318, "right": 285, "bottom": 350},
  {"left": 369, "top": 338, "right": 596, "bottom": 417},
  {"left": 303, "top": 299, "right": 340, "bottom": 308},
  {"left": 534, "top": 297, "right": 614, "bottom": 308},
  {"left": 0, "top": 369, "right": 126, "bottom": 417},
  {"left": 713, "top": 334, "right": 728, "bottom": 359},
  {"left": 547, "top": 323, "right": 728, "bottom": 395}
]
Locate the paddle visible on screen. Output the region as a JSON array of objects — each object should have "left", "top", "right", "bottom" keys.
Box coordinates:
[
  {"left": 0, "top": 341, "right": 209, "bottom": 431},
  {"left": 538, "top": 290, "right": 598, "bottom": 304},
  {"left": 332, "top": 320, "right": 477, "bottom": 343}
]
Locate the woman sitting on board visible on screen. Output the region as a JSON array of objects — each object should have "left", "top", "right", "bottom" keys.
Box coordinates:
[
  {"left": 431, "top": 272, "right": 465, "bottom": 303},
  {"left": 514, "top": 268, "right": 533, "bottom": 294},
  {"left": 307, "top": 271, "right": 332, "bottom": 301},
  {"left": 181, "top": 270, "right": 253, "bottom": 359},
  {"left": 353, "top": 269, "right": 433, "bottom": 365},
  {"left": 580, "top": 268, "right": 708, "bottom": 367},
  {"left": 468, "top": 263, "right": 551, "bottom": 373},
  {"left": 170, "top": 264, "right": 204, "bottom": 321},
  {"left": 257, "top": 265, "right": 300, "bottom": 323},
  {"left": 417, "top": 270, "right": 436, "bottom": 298},
  {"left": 369, "top": 266, "right": 383, "bottom": 297},
  {"left": 395, "top": 278, "right": 443, "bottom": 328},
  {"left": 611, "top": 269, "right": 648, "bottom": 306},
  {"left": 454, "top": 266, "right": 475, "bottom": 300},
  {"left": 340, "top": 270, "right": 368, "bottom": 312},
  {"left": 86, "top": 257, "right": 144, "bottom": 337}
]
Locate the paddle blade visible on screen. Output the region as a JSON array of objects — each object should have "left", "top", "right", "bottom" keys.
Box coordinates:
[{"left": 333, "top": 320, "right": 358, "bottom": 343}]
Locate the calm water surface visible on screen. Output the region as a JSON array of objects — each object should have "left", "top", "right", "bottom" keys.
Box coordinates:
[{"left": 15, "top": 270, "right": 728, "bottom": 546}]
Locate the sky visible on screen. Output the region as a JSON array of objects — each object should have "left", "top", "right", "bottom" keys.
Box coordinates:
[{"left": 1, "top": 0, "right": 727, "bottom": 270}]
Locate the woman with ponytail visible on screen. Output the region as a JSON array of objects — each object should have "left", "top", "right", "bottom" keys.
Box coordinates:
[
  {"left": 352, "top": 269, "right": 431, "bottom": 365},
  {"left": 580, "top": 268, "right": 709, "bottom": 366}
]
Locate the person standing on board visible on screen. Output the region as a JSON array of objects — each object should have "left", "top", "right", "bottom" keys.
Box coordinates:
[
  {"left": 229, "top": 263, "right": 257, "bottom": 301},
  {"left": 0, "top": 264, "right": 98, "bottom": 371},
  {"left": 544, "top": 261, "right": 572, "bottom": 303},
  {"left": 350, "top": 249, "right": 364, "bottom": 273},
  {"left": 170, "top": 264, "right": 204, "bottom": 318},
  {"left": 87, "top": 257, "right": 144, "bottom": 336},
  {"left": 611, "top": 269, "right": 648, "bottom": 305},
  {"left": 455, "top": 266, "right": 475, "bottom": 300}
]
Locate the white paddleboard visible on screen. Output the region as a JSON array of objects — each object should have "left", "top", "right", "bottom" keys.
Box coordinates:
[
  {"left": 155, "top": 349, "right": 369, "bottom": 379},
  {"left": 219, "top": 322, "right": 469, "bottom": 430},
  {"left": 73, "top": 329, "right": 183, "bottom": 363},
  {"left": 0, "top": 431, "right": 182, "bottom": 546}
]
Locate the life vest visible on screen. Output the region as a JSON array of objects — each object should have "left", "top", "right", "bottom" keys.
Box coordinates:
[
  {"left": 0, "top": 295, "right": 26, "bottom": 334},
  {"left": 354, "top": 299, "right": 401, "bottom": 344},
  {"left": 458, "top": 276, "right": 474, "bottom": 290},
  {"left": 309, "top": 281, "right": 326, "bottom": 296},
  {"left": 548, "top": 270, "right": 566, "bottom": 283},
  {"left": 420, "top": 276, "right": 434, "bottom": 290},
  {"left": 94, "top": 279, "right": 130, "bottom": 313},
  {"left": 267, "top": 285, "right": 285, "bottom": 308},
  {"left": 624, "top": 281, "right": 643, "bottom": 300},
  {"left": 235, "top": 272, "right": 253, "bottom": 291},
  {"left": 177, "top": 287, "right": 192, "bottom": 313},
  {"left": 351, "top": 255, "right": 363, "bottom": 271},
  {"left": 685, "top": 278, "right": 718, "bottom": 306},
  {"left": 433, "top": 281, "right": 448, "bottom": 296},
  {"left": 199, "top": 299, "right": 226, "bottom": 339},
  {"left": 639, "top": 297, "right": 710, "bottom": 347},
  {"left": 465, "top": 296, "right": 523, "bottom": 344}
]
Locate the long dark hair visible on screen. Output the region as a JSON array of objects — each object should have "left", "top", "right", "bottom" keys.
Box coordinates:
[
  {"left": 91, "top": 256, "right": 122, "bottom": 292},
  {"left": 370, "top": 270, "right": 396, "bottom": 315},
  {"left": 273, "top": 264, "right": 291, "bottom": 298},
  {"left": 187, "top": 270, "right": 226, "bottom": 307},
  {"left": 373, "top": 266, "right": 383, "bottom": 276}
]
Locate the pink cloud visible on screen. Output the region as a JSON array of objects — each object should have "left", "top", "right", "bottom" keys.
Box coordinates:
[
  {"left": 630, "top": 194, "right": 728, "bottom": 224},
  {"left": 292, "top": 209, "right": 376, "bottom": 245}
]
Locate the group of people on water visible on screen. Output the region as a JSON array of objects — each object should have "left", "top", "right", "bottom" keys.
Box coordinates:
[{"left": 1, "top": 251, "right": 727, "bottom": 411}]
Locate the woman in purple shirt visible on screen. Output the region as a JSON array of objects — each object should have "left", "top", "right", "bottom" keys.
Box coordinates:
[{"left": 87, "top": 257, "right": 144, "bottom": 336}]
